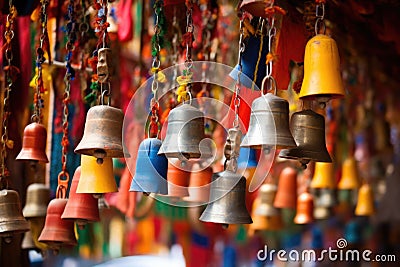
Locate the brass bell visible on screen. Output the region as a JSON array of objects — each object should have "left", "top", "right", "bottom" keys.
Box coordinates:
[
  {"left": 199, "top": 170, "right": 252, "bottom": 228},
  {"left": 293, "top": 191, "right": 314, "bottom": 224},
  {"left": 77, "top": 155, "right": 118, "bottom": 196},
  {"left": 0, "top": 190, "right": 30, "bottom": 240},
  {"left": 183, "top": 165, "right": 212, "bottom": 203},
  {"left": 62, "top": 167, "right": 100, "bottom": 228},
  {"left": 21, "top": 230, "right": 36, "bottom": 250},
  {"left": 274, "top": 166, "right": 297, "bottom": 209},
  {"left": 38, "top": 198, "right": 77, "bottom": 250},
  {"left": 16, "top": 122, "right": 49, "bottom": 163},
  {"left": 310, "top": 162, "right": 336, "bottom": 189},
  {"left": 241, "top": 92, "right": 296, "bottom": 150},
  {"left": 338, "top": 157, "right": 360, "bottom": 190},
  {"left": 279, "top": 109, "right": 332, "bottom": 168},
  {"left": 23, "top": 183, "right": 50, "bottom": 218},
  {"left": 166, "top": 159, "right": 191, "bottom": 198},
  {"left": 355, "top": 184, "right": 375, "bottom": 216},
  {"left": 75, "top": 105, "right": 129, "bottom": 163},
  {"left": 158, "top": 104, "right": 213, "bottom": 161},
  {"left": 299, "top": 34, "right": 345, "bottom": 107}
]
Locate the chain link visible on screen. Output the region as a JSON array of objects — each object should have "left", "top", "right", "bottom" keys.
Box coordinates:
[
  {"left": 233, "top": 19, "right": 245, "bottom": 128},
  {"left": 314, "top": 1, "right": 326, "bottom": 35}
]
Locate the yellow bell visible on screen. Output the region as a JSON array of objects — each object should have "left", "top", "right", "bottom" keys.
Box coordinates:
[
  {"left": 77, "top": 155, "right": 117, "bottom": 196},
  {"left": 355, "top": 184, "right": 375, "bottom": 216},
  {"left": 310, "top": 162, "right": 336, "bottom": 189},
  {"left": 299, "top": 34, "right": 345, "bottom": 107},
  {"left": 338, "top": 157, "right": 360, "bottom": 190}
]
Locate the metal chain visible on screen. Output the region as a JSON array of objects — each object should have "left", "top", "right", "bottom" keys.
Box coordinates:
[
  {"left": 98, "top": 0, "right": 112, "bottom": 105},
  {"left": 184, "top": 1, "right": 194, "bottom": 76},
  {"left": 314, "top": 1, "right": 326, "bottom": 35},
  {"left": 233, "top": 19, "right": 245, "bottom": 128}
]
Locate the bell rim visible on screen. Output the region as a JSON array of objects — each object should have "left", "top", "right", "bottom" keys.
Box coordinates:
[{"left": 278, "top": 147, "right": 332, "bottom": 163}]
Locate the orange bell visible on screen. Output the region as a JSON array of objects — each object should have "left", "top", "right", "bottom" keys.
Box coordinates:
[
  {"left": 38, "top": 198, "right": 77, "bottom": 251},
  {"left": 355, "top": 184, "right": 375, "bottom": 216},
  {"left": 167, "top": 159, "right": 191, "bottom": 198},
  {"left": 16, "top": 122, "right": 49, "bottom": 163},
  {"left": 183, "top": 165, "right": 212, "bottom": 203},
  {"left": 62, "top": 167, "right": 100, "bottom": 228},
  {"left": 310, "top": 162, "right": 336, "bottom": 189},
  {"left": 293, "top": 192, "right": 314, "bottom": 224},
  {"left": 338, "top": 157, "right": 360, "bottom": 190},
  {"left": 274, "top": 167, "right": 298, "bottom": 209}
]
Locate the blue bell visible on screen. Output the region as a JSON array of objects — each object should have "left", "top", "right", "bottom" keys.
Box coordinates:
[
  {"left": 130, "top": 138, "right": 168, "bottom": 195},
  {"left": 237, "top": 146, "right": 258, "bottom": 170}
]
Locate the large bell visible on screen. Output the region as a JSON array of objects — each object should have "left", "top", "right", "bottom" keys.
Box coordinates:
[
  {"left": 158, "top": 104, "right": 212, "bottom": 160},
  {"left": 299, "top": 34, "right": 345, "bottom": 107},
  {"left": 0, "top": 189, "right": 30, "bottom": 239},
  {"left": 61, "top": 167, "right": 100, "bottom": 228},
  {"left": 75, "top": 105, "right": 129, "bottom": 162},
  {"left": 279, "top": 109, "right": 332, "bottom": 167},
  {"left": 199, "top": 170, "right": 252, "bottom": 227},
  {"left": 23, "top": 183, "right": 50, "bottom": 218},
  {"left": 293, "top": 191, "right": 314, "bottom": 224},
  {"left": 338, "top": 157, "right": 360, "bottom": 190},
  {"left": 355, "top": 184, "right": 375, "bottom": 216},
  {"left": 241, "top": 93, "right": 296, "bottom": 150},
  {"left": 16, "top": 122, "right": 49, "bottom": 163},
  {"left": 129, "top": 138, "right": 168, "bottom": 195},
  {"left": 274, "top": 166, "right": 297, "bottom": 209},
  {"left": 38, "top": 198, "right": 77, "bottom": 250},
  {"left": 166, "top": 159, "right": 191, "bottom": 198},
  {"left": 310, "top": 162, "right": 336, "bottom": 189},
  {"left": 77, "top": 155, "right": 117, "bottom": 196},
  {"left": 183, "top": 165, "right": 212, "bottom": 203}
]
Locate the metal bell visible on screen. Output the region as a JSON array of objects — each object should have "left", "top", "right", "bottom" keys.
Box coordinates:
[
  {"left": 293, "top": 192, "right": 314, "bottom": 224},
  {"left": 61, "top": 167, "right": 100, "bottom": 228},
  {"left": 183, "top": 165, "right": 212, "bottom": 203},
  {"left": 241, "top": 93, "right": 296, "bottom": 150},
  {"left": 355, "top": 184, "right": 375, "bottom": 216},
  {"left": 21, "top": 230, "right": 36, "bottom": 250},
  {"left": 299, "top": 34, "right": 345, "bottom": 107},
  {"left": 129, "top": 138, "right": 168, "bottom": 195},
  {"left": 199, "top": 170, "right": 252, "bottom": 227},
  {"left": 0, "top": 190, "right": 30, "bottom": 239},
  {"left": 279, "top": 109, "right": 332, "bottom": 167},
  {"left": 166, "top": 159, "right": 190, "bottom": 198},
  {"left": 23, "top": 183, "right": 50, "bottom": 218},
  {"left": 274, "top": 166, "right": 297, "bottom": 209},
  {"left": 75, "top": 105, "right": 129, "bottom": 162},
  {"left": 77, "top": 155, "right": 117, "bottom": 196},
  {"left": 254, "top": 184, "right": 279, "bottom": 217},
  {"left": 16, "top": 122, "right": 49, "bottom": 163},
  {"left": 158, "top": 104, "right": 212, "bottom": 160},
  {"left": 38, "top": 198, "right": 77, "bottom": 250},
  {"left": 338, "top": 157, "right": 360, "bottom": 190},
  {"left": 310, "top": 162, "right": 336, "bottom": 189}
]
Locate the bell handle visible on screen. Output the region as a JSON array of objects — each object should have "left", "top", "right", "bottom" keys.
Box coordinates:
[
  {"left": 56, "top": 171, "right": 70, "bottom": 199},
  {"left": 261, "top": 76, "right": 277, "bottom": 96}
]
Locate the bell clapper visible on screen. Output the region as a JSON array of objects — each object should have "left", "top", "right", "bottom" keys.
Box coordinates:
[
  {"left": 222, "top": 224, "right": 229, "bottom": 229},
  {"left": 2, "top": 235, "right": 13, "bottom": 244},
  {"left": 263, "top": 146, "right": 272, "bottom": 155},
  {"left": 93, "top": 193, "right": 104, "bottom": 199},
  {"left": 299, "top": 159, "right": 310, "bottom": 169},
  {"left": 76, "top": 219, "right": 88, "bottom": 230},
  {"left": 94, "top": 149, "right": 106, "bottom": 164}
]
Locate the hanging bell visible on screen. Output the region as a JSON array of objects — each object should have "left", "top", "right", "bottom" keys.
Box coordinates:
[
  {"left": 166, "top": 159, "right": 191, "bottom": 198},
  {"left": 61, "top": 167, "right": 100, "bottom": 228},
  {"left": 299, "top": 34, "right": 345, "bottom": 108},
  {"left": 75, "top": 105, "right": 129, "bottom": 163},
  {"left": 199, "top": 170, "right": 252, "bottom": 228},
  {"left": 310, "top": 162, "right": 336, "bottom": 189},
  {"left": 158, "top": 104, "right": 212, "bottom": 161},
  {"left": 22, "top": 183, "right": 50, "bottom": 218},
  {"left": 241, "top": 92, "right": 296, "bottom": 150},
  {"left": 16, "top": 122, "right": 49, "bottom": 163},
  {"left": 279, "top": 109, "right": 332, "bottom": 168},
  {"left": 0, "top": 189, "right": 30, "bottom": 240},
  {"left": 77, "top": 155, "right": 117, "bottom": 196},
  {"left": 250, "top": 201, "right": 283, "bottom": 232},
  {"left": 338, "top": 157, "right": 360, "bottom": 190},
  {"left": 129, "top": 138, "right": 168, "bottom": 195},
  {"left": 183, "top": 165, "right": 212, "bottom": 203},
  {"left": 21, "top": 230, "right": 37, "bottom": 250},
  {"left": 313, "top": 188, "right": 336, "bottom": 208},
  {"left": 355, "top": 184, "right": 375, "bottom": 216},
  {"left": 313, "top": 206, "right": 330, "bottom": 220},
  {"left": 254, "top": 184, "right": 279, "bottom": 217},
  {"left": 274, "top": 166, "right": 298, "bottom": 209},
  {"left": 293, "top": 191, "right": 314, "bottom": 224},
  {"left": 38, "top": 198, "right": 77, "bottom": 250},
  {"left": 240, "top": 0, "right": 270, "bottom": 18}
]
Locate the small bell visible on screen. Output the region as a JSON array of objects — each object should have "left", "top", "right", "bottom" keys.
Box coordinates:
[
  {"left": 299, "top": 34, "right": 345, "bottom": 107},
  {"left": 199, "top": 170, "right": 252, "bottom": 228},
  {"left": 279, "top": 109, "right": 331, "bottom": 168},
  {"left": 166, "top": 159, "right": 191, "bottom": 198},
  {"left": 77, "top": 155, "right": 117, "bottom": 197},
  {"left": 313, "top": 206, "right": 330, "bottom": 220},
  {"left": 293, "top": 191, "right": 314, "bottom": 224},
  {"left": 21, "top": 230, "right": 37, "bottom": 250},
  {"left": 22, "top": 183, "right": 50, "bottom": 218},
  {"left": 158, "top": 104, "right": 212, "bottom": 161},
  {"left": 129, "top": 138, "right": 168, "bottom": 195},
  {"left": 310, "top": 162, "right": 336, "bottom": 189},
  {"left": 183, "top": 165, "right": 212, "bottom": 204},
  {"left": 61, "top": 167, "right": 100, "bottom": 228},
  {"left": 274, "top": 167, "right": 298, "bottom": 209},
  {"left": 313, "top": 188, "right": 336, "bottom": 208},
  {"left": 355, "top": 184, "right": 375, "bottom": 216},
  {"left": 338, "top": 157, "right": 360, "bottom": 190},
  {"left": 0, "top": 189, "right": 30, "bottom": 241},
  {"left": 16, "top": 122, "right": 49, "bottom": 163},
  {"left": 75, "top": 105, "right": 129, "bottom": 163}
]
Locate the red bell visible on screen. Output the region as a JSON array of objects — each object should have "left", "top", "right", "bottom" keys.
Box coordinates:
[
  {"left": 274, "top": 167, "right": 298, "bottom": 209},
  {"left": 16, "top": 122, "right": 49, "bottom": 163},
  {"left": 293, "top": 192, "right": 314, "bottom": 224},
  {"left": 183, "top": 165, "right": 212, "bottom": 203},
  {"left": 38, "top": 198, "right": 77, "bottom": 251},
  {"left": 61, "top": 167, "right": 100, "bottom": 228},
  {"left": 166, "top": 159, "right": 191, "bottom": 198}
]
